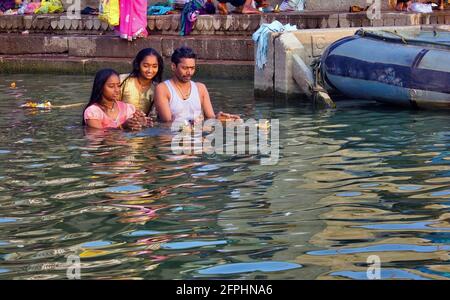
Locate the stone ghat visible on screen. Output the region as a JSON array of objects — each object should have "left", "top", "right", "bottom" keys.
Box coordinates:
[
  {"left": 0, "top": 54, "right": 254, "bottom": 79},
  {"left": 1, "top": 10, "right": 449, "bottom": 78},
  {"left": 0, "top": 11, "right": 449, "bottom": 36},
  {"left": 0, "top": 34, "right": 255, "bottom": 61}
]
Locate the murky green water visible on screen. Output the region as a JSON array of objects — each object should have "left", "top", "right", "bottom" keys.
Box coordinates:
[{"left": 0, "top": 74, "right": 449, "bottom": 280}]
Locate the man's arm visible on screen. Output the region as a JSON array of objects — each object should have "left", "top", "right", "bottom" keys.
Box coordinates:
[
  {"left": 197, "top": 82, "right": 215, "bottom": 119},
  {"left": 154, "top": 83, "right": 173, "bottom": 122}
]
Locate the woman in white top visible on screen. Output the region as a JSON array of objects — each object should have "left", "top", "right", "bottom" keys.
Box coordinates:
[{"left": 154, "top": 47, "right": 240, "bottom": 124}]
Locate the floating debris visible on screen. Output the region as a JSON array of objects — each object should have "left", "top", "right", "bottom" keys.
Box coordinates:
[{"left": 20, "top": 101, "right": 52, "bottom": 109}]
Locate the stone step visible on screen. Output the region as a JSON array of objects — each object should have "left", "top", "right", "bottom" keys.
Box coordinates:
[
  {"left": 0, "top": 34, "right": 254, "bottom": 61},
  {"left": 0, "top": 54, "right": 254, "bottom": 79}
]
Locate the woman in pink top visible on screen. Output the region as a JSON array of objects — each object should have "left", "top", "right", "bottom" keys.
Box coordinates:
[{"left": 83, "top": 69, "right": 150, "bottom": 130}]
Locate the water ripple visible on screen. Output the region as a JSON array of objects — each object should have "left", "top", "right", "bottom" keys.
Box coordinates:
[
  {"left": 1, "top": 74, "right": 450, "bottom": 279},
  {"left": 198, "top": 261, "right": 301, "bottom": 275}
]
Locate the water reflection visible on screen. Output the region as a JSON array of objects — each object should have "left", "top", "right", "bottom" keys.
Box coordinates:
[
  {"left": 0, "top": 75, "right": 449, "bottom": 279},
  {"left": 293, "top": 109, "right": 450, "bottom": 280}
]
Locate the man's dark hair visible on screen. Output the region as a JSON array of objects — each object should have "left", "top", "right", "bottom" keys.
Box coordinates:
[{"left": 171, "top": 47, "right": 197, "bottom": 66}]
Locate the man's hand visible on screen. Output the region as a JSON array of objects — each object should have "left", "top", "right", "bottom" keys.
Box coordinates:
[{"left": 216, "top": 111, "right": 241, "bottom": 122}]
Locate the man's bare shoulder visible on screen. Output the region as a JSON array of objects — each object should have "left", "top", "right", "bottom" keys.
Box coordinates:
[
  {"left": 155, "top": 81, "right": 169, "bottom": 93},
  {"left": 195, "top": 82, "right": 208, "bottom": 93},
  {"left": 155, "top": 81, "right": 167, "bottom": 89}
]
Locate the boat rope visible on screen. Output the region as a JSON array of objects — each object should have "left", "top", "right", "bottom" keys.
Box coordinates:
[
  {"left": 380, "top": 30, "right": 408, "bottom": 44},
  {"left": 310, "top": 58, "right": 336, "bottom": 108},
  {"left": 311, "top": 59, "right": 328, "bottom": 92},
  {"left": 359, "top": 29, "right": 408, "bottom": 44},
  {"left": 356, "top": 29, "right": 450, "bottom": 49}
]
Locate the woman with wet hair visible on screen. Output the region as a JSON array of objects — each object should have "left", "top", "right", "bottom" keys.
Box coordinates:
[
  {"left": 120, "top": 48, "right": 164, "bottom": 117},
  {"left": 83, "top": 69, "right": 150, "bottom": 130}
]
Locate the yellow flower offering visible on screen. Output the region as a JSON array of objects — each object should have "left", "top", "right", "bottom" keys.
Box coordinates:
[{"left": 21, "top": 101, "right": 52, "bottom": 109}]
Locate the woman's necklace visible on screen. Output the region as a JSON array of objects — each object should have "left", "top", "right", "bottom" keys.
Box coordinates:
[
  {"left": 137, "top": 77, "right": 151, "bottom": 93},
  {"left": 174, "top": 80, "right": 191, "bottom": 100},
  {"left": 100, "top": 101, "right": 116, "bottom": 114}
]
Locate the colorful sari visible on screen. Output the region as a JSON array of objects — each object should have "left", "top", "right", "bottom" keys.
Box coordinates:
[
  {"left": 0, "top": 0, "right": 15, "bottom": 12},
  {"left": 118, "top": 0, "right": 148, "bottom": 41}
]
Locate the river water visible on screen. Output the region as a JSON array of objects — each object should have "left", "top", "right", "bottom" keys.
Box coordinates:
[{"left": 0, "top": 74, "right": 449, "bottom": 280}]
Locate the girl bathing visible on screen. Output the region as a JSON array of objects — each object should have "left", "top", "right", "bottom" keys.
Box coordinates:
[{"left": 82, "top": 69, "right": 151, "bottom": 130}]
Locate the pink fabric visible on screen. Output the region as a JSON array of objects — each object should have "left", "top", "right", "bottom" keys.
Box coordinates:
[
  {"left": 84, "top": 101, "right": 136, "bottom": 129},
  {"left": 25, "top": 3, "right": 41, "bottom": 14},
  {"left": 118, "top": 0, "right": 148, "bottom": 41}
]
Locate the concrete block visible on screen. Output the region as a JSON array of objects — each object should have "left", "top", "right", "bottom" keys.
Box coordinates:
[
  {"left": 292, "top": 54, "right": 314, "bottom": 98},
  {"left": 254, "top": 33, "right": 278, "bottom": 96},
  {"left": 274, "top": 32, "right": 303, "bottom": 95},
  {"left": 294, "top": 28, "right": 359, "bottom": 66},
  {"left": 311, "top": 34, "right": 328, "bottom": 57}
]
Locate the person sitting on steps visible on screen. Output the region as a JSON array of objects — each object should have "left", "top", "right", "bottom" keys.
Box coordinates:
[
  {"left": 396, "top": 0, "right": 446, "bottom": 11},
  {"left": 217, "top": 0, "right": 261, "bottom": 14}
]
